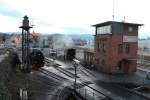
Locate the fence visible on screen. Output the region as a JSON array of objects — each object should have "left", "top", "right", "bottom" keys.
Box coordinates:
[{"left": 76, "top": 86, "right": 106, "bottom": 100}]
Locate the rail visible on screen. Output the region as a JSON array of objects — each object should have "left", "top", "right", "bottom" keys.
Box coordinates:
[
  {"left": 80, "top": 83, "right": 113, "bottom": 100},
  {"left": 74, "top": 67, "right": 150, "bottom": 100},
  {"left": 38, "top": 68, "right": 68, "bottom": 81},
  {"left": 44, "top": 57, "right": 150, "bottom": 100},
  {"left": 44, "top": 57, "right": 113, "bottom": 99},
  {"left": 76, "top": 87, "right": 106, "bottom": 100},
  {"left": 79, "top": 65, "right": 96, "bottom": 77},
  {"left": 54, "top": 65, "right": 77, "bottom": 78},
  {"left": 137, "top": 67, "right": 150, "bottom": 73}
]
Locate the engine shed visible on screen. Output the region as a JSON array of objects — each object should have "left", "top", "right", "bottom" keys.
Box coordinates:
[
  {"left": 65, "top": 46, "right": 85, "bottom": 62},
  {"left": 93, "top": 21, "right": 143, "bottom": 74}
]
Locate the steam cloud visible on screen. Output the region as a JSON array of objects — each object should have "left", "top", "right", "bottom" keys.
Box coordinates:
[{"left": 53, "top": 34, "right": 74, "bottom": 50}]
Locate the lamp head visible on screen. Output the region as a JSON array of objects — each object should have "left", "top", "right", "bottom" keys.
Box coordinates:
[{"left": 72, "top": 59, "right": 80, "bottom": 67}]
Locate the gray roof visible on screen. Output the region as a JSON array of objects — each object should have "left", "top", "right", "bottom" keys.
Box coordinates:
[{"left": 92, "top": 21, "right": 143, "bottom": 27}]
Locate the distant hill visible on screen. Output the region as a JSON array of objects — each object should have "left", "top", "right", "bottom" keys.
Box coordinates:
[
  {"left": 69, "top": 34, "right": 94, "bottom": 40},
  {"left": 2, "top": 32, "right": 94, "bottom": 41},
  {"left": 46, "top": 33, "right": 94, "bottom": 40}
]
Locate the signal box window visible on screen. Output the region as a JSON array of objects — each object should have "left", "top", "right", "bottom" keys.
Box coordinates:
[
  {"left": 125, "top": 44, "right": 130, "bottom": 53},
  {"left": 128, "top": 26, "right": 133, "bottom": 32},
  {"left": 101, "top": 59, "right": 105, "bottom": 66},
  {"left": 102, "top": 43, "right": 106, "bottom": 53},
  {"left": 118, "top": 44, "right": 123, "bottom": 54},
  {"left": 97, "top": 43, "right": 101, "bottom": 52}
]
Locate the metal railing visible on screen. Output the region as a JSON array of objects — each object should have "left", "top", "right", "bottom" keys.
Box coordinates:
[{"left": 76, "top": 87, "right": 106, "bottom": 100}]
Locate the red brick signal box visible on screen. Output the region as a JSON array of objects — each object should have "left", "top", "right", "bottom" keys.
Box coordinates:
[{"left": 93, "top": 21, "right": 143, "bottom": 74}]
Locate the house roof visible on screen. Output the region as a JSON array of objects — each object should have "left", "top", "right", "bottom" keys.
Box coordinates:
[{"left": 32, "top": 31, "right": 40, "bottom": 37}]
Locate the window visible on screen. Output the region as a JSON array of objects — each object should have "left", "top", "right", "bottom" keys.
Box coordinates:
[
  {"left": 97, "top": 43, "right": 99, "bottom": 52},
  {"left": 97, "top": 43, "right": 106, "bottom": 53},
  {"left": 125, "top": 44, "right": 130, "bottom": 53},
  {"left": 97, "top": 25, "right": 111, "bottom": 34},
  {"left": 118, "top": 44, "right": 123, "bottom": 54},
  {"left": 128, "top": 26, "right": 133, "bottom": 32},
  {"left": 97, "top": 43, "right": 101, "bottom": 52},
  {"left": 102, "top": 43, "right": 106, "bottom": 52},
  {"left": 101, "top": 59, "right": 105, "bottom": 66}
]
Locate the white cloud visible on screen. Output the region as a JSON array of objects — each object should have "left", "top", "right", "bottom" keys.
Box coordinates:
[
  {"left": 0, "top": 14, "right": 21, "bottom": 32},
  {"left": 0, "top": 0, "right": 150, "bottom": 37}
]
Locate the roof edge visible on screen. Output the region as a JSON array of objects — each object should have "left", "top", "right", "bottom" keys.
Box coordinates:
[{"left": 92, "top": 21, "right": 143, "bottom": 27}]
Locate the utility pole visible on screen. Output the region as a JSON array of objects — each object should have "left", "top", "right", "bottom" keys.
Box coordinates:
[
  {"left": 74, "top": 63, "right": 77, "bottom": 92},
  {"left": 19, "top": 16, "right": 32, "bottom": 73}
]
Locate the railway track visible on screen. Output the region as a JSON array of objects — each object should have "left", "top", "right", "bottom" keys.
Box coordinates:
[
  {"left": 12, "top": 70, "right": 67, "bottom": 100},
  {"left": 78, "top": 65, "right": 96, "bottom": 77},
  {"left": 26, "top": 74, "right": 62, "bottom": 88},
  {"left": 44, "top": 57, "right": 150, "bottom": 99},
  {"left": 45, "top": 57, "right": 78, "bottom": 78},
  {"left": 54, "top": 65, "right": 78, "bottom": 78},
  {"left": 45, "top": 57, "right": 55, "bottom": 66},
  {"left": 37, "top": 69, "right": 150, "bottom": 100},
  {"left": 45, "top": 57, "right": 95, "bottom": 78},
  {"left": 69, "top": 67, "right": 150, "bottom": 100},
  {"left": 44, "top": 58, "right": 113, "bottom": 99},
  {"left": 137, "top": 59, "right": 150, "bottom": 67},
  {"left": 86, "top": 81, "right": 150, "bottom": 100},
  {"left": 38, "top": 68, "right": 68, "bottom": 82},
  {"left": 137, "top": 67, "right": 150, "bottom": 73}
]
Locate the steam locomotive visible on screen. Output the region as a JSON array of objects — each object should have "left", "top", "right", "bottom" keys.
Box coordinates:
[
  {"left": 29, "top": 49, "right": 45, "bottom": 70},
  {"left": 66, "top": 48, "right": 75, "bottom": 61}
]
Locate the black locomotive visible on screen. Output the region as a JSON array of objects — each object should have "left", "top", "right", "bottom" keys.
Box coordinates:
[
  {"left": 66, "top": 49, "right": 75, "bottom": 61},
  {"left": 29, "top": 49, "right": 45, "bottom": 70}
]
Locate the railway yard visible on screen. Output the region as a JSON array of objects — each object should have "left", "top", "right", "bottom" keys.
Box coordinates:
[
  {"left": 0, "top": 17, "right": 150, "bottom": 100},
  {"left": 0, "top": 48, "right": 150, "bottom": 100},
  {"left": 2, "top": 0, "right": 150, "bottom": 99}
]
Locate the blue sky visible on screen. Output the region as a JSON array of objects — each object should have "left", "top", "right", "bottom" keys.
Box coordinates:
[
  {"left": 0, "top": 4, "right": 23, "bottom": 18},
  {"left": 0, "top": 0, "right": 150, "bottom": 38}
]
